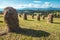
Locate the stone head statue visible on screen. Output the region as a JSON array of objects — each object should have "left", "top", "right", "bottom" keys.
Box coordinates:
[{"left": 3, "top": 7, "right": 19, "bottom": 32}]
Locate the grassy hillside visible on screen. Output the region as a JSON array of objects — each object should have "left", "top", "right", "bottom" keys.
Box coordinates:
[{"left": 0, "top": 14, "right": 60, "bottom": 40}]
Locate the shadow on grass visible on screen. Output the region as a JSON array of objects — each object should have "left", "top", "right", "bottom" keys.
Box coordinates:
[
  {"left": 0, "top": 21, "right": 3, "bottom": 23},
  {"left": 0, "top": 16, "right": 3, "bottom": 18},
  {"left": 10, "top": 27, "right": 50, "bottom": 37},
  {"left": 27, "top": 20, "right": 34, "bottom": 21},
  {"left": 53, "top": 22, "right": 60, "bottom": 24}
]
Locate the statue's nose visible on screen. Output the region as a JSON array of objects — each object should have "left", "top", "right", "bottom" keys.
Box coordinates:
[{"left": 4, "top": 11, "right": 10, "bottom": 19}]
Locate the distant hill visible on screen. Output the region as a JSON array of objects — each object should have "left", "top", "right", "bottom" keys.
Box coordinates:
[
  {"left": 0, "top": 7, "right": 60, "bottom": 11},
  {"left": 0, "top": 7, "right": 60, "bottom": 13},
  {"left": 17, "top": 7, "right": 60, "bottom": 10}
]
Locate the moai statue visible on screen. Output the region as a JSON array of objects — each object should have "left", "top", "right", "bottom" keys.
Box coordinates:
[
  {"left": 3, "top": 7, "right": 20, "bottom": 32},
  {"left": 32, "top": 14, "right": 34, "bottom": 19},
  {"left": 42, "top": 15, "right": 45, "bottom": 20},
  {"left": 19, "top": 14, "right": 21, "bottom": 17},
  {"left": 47, "top": 14, "right": 53, "bottom": 23},
  {"left": 23, "top": 13, "right": 27, "bottom": 20},
  {"left": 37, "top": 14, "right": 40, "bottom": 21}
]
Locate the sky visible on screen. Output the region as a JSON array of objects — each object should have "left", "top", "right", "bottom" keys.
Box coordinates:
[{"left": 0, "top": 0, "right": 60, "bottom": 9}]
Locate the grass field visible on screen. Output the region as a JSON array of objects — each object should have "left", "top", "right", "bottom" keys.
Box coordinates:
[{"left": 0, "top": 14, "right": 60, "bottom": 40}]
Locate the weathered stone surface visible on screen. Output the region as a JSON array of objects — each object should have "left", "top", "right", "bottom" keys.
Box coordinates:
[
  {"left": 23, "top": 13, "right": 27, "bottom": 20},
  {"left": 19, "top": 14, "right": 22, "bottom": 17},
  {"left": 37, "top": 14, "right": 40, "bottom": 21},
  {"left": 47, "top": 14, "right": 53, "bottom": 23},
  {"left": 3, "top": 7, "right": 20, "bottom": 32},
  {"left": 32, "top": 14, "right": 34, "bottom": 19},
  {"left": 42, "top": 15, "right": 45, "bottom": 20},
  {"left": 0, "top": 31, "right": 7, "bottom": 36}
]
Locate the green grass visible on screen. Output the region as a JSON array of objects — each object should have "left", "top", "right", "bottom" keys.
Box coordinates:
[{"left": 0, "top": 14, "right": 60, "bottom": 40}]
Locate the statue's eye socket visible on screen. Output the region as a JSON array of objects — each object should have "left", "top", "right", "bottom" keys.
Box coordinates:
[{"left": 6, "top": 11, "right": 9, "bottom": 13}]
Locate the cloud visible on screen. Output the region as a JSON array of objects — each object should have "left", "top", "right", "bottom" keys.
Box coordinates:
[
  {"left": 41, "top": 2, "right": 52, "bottom": 8},
  {"left": 34, "top": 1, "right": 41, "bottom": 3},
  {"left": 17, "top": 3, "right": 41, "bottom": 8},
  {"left": 0, "top": 1, "right": 59, "bottom": 9},
  {"left": 0, "top": 0, "right": 15, "bottom": 8},
  {"left": 51, "top": 4, "right": 60, "bottom": 8},
  {"left": 0, "top": 2, "right": 52, "bottom": 9},
  {"left": 16, "top": 4, "right": 33, "bottom": 8},
  {"left": 16, "top": 2, "right": 52, "bottom": 8}
]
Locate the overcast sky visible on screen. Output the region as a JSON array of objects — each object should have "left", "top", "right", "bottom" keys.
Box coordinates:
[{"left": 0, "top": 0, "right": 60, "bottom": 9}]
